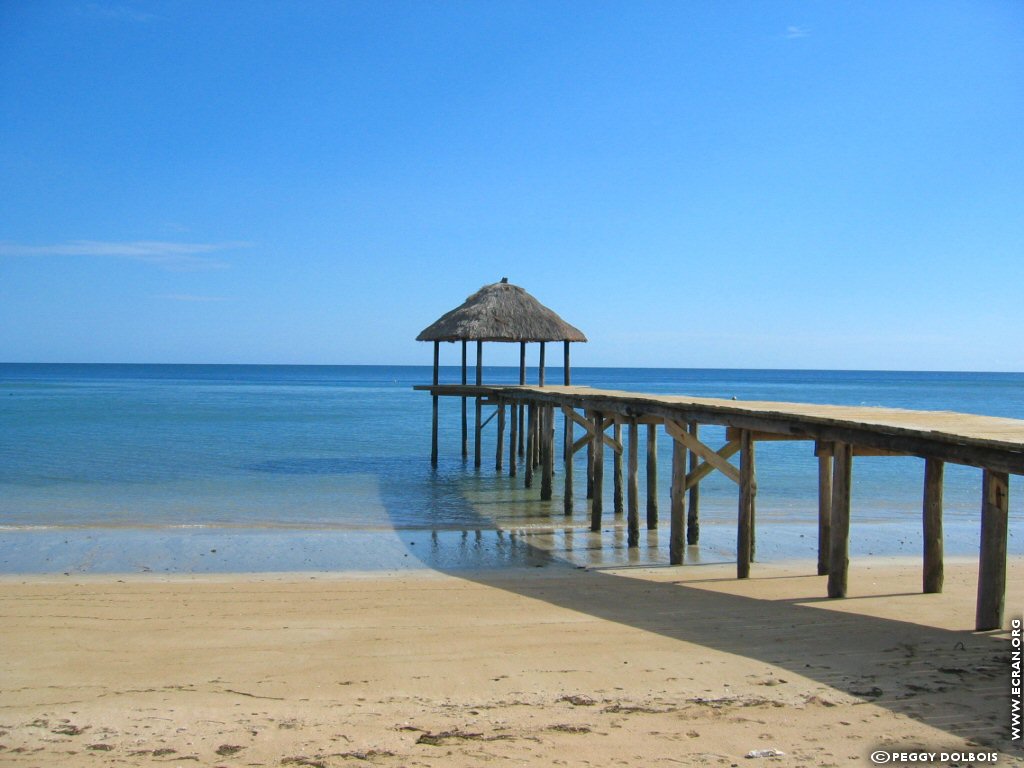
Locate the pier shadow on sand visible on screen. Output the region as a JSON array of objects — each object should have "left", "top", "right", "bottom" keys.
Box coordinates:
[{"left": 381, "top": 461, "right": 1017, "bottom": 755}]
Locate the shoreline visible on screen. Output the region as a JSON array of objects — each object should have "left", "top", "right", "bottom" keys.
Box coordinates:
[{"left": 2, "top": 559, "right": 1022, "bottom": 766}]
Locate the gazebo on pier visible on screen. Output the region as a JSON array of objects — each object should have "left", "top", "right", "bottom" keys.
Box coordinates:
[{"left": 417, "top": 278, "right": 587, "bottom": 469}]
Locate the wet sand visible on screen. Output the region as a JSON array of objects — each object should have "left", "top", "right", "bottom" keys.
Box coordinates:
[{"left": 1, "top": 558, "right": 1022, "bottom": 766}]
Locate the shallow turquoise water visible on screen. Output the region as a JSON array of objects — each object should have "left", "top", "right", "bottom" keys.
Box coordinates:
[{"left": 1, "top": 364, "right": 1021, "bottom": 572}]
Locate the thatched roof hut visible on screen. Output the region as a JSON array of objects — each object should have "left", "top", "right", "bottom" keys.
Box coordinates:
[
  {"left": 418, "top": 279, "right": 587, "bottom": 467},
  {"left": 416, "top": 278, "right": 586, "bottom": 343}
]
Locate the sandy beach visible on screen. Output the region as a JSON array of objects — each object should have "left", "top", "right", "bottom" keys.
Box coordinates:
[{"left": 1, "top": 558, "right": 1021, "bottom": 767}]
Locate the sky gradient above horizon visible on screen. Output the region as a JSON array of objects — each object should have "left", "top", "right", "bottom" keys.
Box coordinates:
[{"left": 2, "top": 1, "right": 1022, "bottom": 370}]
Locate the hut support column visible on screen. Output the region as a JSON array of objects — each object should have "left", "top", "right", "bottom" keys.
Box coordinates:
[
  {"left": 976, "top": 470, "right": 1009, "bottom": 631},
  {"left": 591, "top": 412, "right": 604, "bottom": 532},
  {"left": 586, "top": 411, "right": 594, "bottom": 499},
  {"left": 563, "top": 342, "right": 571, "bottom": 461},
  {"left": 923, "top": 458, "right": 944, "bottom": 594},
  {"left": 737, "top": 430, "right": 756, "bottom": 579},
  {"left": 646, "top": 425, "right": 658, "bottom": 529},
  {"left": 628, "top": 419, "right": 639, "bottom": 547},
  {"left": 817, "top": 444, "right": 833, "bottom": 576},
  {"left": 461, "top": 341, "right": 468, "bottom": 459},
  {"left": 670, "top": 436, "right": 686, "bottom": 565},
  {"left": 431, "top": 341, "right": 439, "bottom": 467},
  {"left": 613, "top": 422, "right": 624, "bottom": 516},
  {"left": 687, "top": 422, "right": 700, "bottom": 545},
  {"left": 827, "top": 442, "right": 853, "bottom": 598},
  {"left": 518, "top": 342, "right": 526, "bottom": 458},
  {"left": 541, "top": 406, "right": 554, "bottom": 501},
  {"left": 474, "top": 341, "right": 483, "bottom": 468}
]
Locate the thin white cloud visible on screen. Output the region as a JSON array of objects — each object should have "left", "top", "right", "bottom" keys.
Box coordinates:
[
  {"left": 785, "top": 25, "right": 810, "bottom": 39},
  {"left": 0, "top": 240, "right": 248, "bottom": 270}
]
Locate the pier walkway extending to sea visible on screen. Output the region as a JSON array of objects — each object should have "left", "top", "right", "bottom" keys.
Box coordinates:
[{"left": 416, "top": 382, "right": 1022, "bottom": 632}]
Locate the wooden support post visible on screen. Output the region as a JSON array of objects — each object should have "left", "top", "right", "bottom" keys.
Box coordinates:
[
  {"left": 539, "top": 342, "right": 546, "bottom": 386},
  {"left": 817, "top": 446, "right": 832, "bottom": 576},
  {"left": 541, "top": 406, "right": 554, "bottom": 501},
  {"left": 495, "top": 401, "right": 505, "bottom": 472},
  {"left": 431, "top": 341, "right": 439, "bottom": 467},
  {"left": 533, "top": 406, "right": 543, "bottom": 469},
  {"left": 827, "top": 442, "right": 853, "bottom": 598},
  {"left": 976, "top": 470, "right": 1008, "bottom": 631},
  {"left": 591, "top": 412, "right": 604, "bottom": 532},
  {"left": 922, "top": 458, "right": 944, "bottom": 594},
  {"left": 509, "top": 398, "right": 518, "bottom": 477},
  {"left": 563, "top": 342, "right": 571, "bottom": 462},
  {"left": 628, "top": 419, "right": 639, "bottom": 547},
  {"left": 687, "top": 421, "right": 700, "bottom": 545},
  {"left": 518, "top": 342, "right": 526, "bottom": 457},
  {"left": 564, "top": 410, "right": 574, "bottom": 515},
  {"left": 461, "top": 340, "right": 468, "bottom": 459},
  {"left": 646, "top": 425, "right": 658, "bottom": 529},
  {"left": 613, "top": 422, "right": 624, "bottom": 516},
  {"left": 737, "top": 429, "right": 756, "bottom": 579},
  {"left": 586, "top": 410, "right": 594, "bottom": 499},
  {"left": 671, "top": 436, "right": 685, "bottom": 565},
  {"left": 525, "top": 403, "right": 536, "bottom": 488},
  {"left": 474, "top": 341, "right": 483, "bottom": 468}
]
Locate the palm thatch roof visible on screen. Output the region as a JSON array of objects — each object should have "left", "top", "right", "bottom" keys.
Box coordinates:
[{"left": 417, "top": 278, "right": 587, "bottom": 343}]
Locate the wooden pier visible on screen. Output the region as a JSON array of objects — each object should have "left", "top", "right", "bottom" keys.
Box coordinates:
[{"left": 416, "top": 382, "right": 1022, "bottom": 632}]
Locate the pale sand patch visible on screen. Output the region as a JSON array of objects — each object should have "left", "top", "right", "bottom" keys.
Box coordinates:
[{"left": 0, "top": 558, "right": 1021, "bottom": 767}]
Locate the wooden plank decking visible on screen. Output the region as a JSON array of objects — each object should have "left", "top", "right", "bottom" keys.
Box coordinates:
[{"left": 416, "top": 383, "right": 1021, "bottom": 630}]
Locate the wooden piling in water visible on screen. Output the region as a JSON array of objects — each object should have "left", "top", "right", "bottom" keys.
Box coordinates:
[
  {"left": 591, "top": 412, "right": 604, "bottom": 532},
  {"left": 431, "top": 341, "right": 439, "bottom": 467},
  {"left": 828, "top": 442, "right": 853, "bottom": 598},
  {"left": 646, "top": 425, "right": 658, "bottom": 528},
  {"left": 628, "top": 419, "right": 639, "bottom": 547},
  {"left": 613, "top": 421, "right": 623, "bottom": 516},
  {"left": 817, "top": 445, "right": 832, "bottom": 576},
  {"left": 541, "top": 406, "right": 553, "bottom": 501},
  {"left": 686, "top": 421, "right": 700, "bottom": 545},
  {"left": 586, "top": 410, "right": 594, "bottom": 499},
  {"left": 509, "top": 398, "right": 518, "bottom": 477},
  {"left": 976, "top": 469, "right": 1008, "bottom": 631},
  {"left": 737, "top": 429, "right": 756, "bottom": 579},
  {"left": 922, "top": 458, "right": 944, "bottom": 594},
  {"left": 525, "top": 403, "right": 536, "bottom": 488},
  {"left": 474, "top": 341, "right": 483, "bottom": 468},
  {"left": 495, "top": 401, "right": 505, "bottom": 472},
  {"left": 670, "top": 436, "right": 685, "bottom": 564},
  {"left": 518, "top": 342, "right": 526, "bottom": 458},
  {"left": 461, "top": 340, "right": 468, "bottom": 459},
  {"left": 564, "top": 408, "right": 574, "bottom": 515}
]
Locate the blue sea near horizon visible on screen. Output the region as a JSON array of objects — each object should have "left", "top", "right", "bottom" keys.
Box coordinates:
[{"left": 0, "top": 363, "right": 1021, "bottom": 574}]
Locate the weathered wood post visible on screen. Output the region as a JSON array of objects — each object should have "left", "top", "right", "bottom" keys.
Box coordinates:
[
  {"left": 474, "top": 340, "right": 483, "bottom": 468},
  {"left": 827, "top": 442, "right": 853, "bottom": 598},
  {"left": 461, "top": 340, "right": 468, "bottom": 459},
  {"left": 495, "top": 400, "right": 505, "bottom": 472},
  {"left": 922, "top": 458, "right": 944, "bottom": 593},
  {"left": 541, "top": 406, "right": 554, "bottom": 501},
  {"left": 563, "top": 341, "right": 571, "bottom": 462},
  {"left": 586, "top": 409, "right": 594, "bottom": 499},
  {"left": 628, "top": 419, "right": 639, "bottom": 547},
  {"left": 737, "top": 429, "right": 756, "bottom": 579},
  {"left": 686, "top": 421, "right": 700, "bottom": 544},
  {"left": 613, "top": 421, "right": 624, "bottom": 516},
  {"left": 509, "top": 396, "right": 518, "bottom": 478},
  {"left": 431, "top": 340, "right": 439, "bottom": 467},
  {"left": 816, "top": 443, "right": 833, "bottom": 576},
  {"left": 646, "top": 425, "right": 658, "bottom": 528},
  {"left": 525, "top": 402, "right": 536, "bottom": 488},
  {"left": 591, "top": 411, "right": 604, "bottom": 532},
  {"left": 564, "top": 408, "right": 574, "bottom": 515},
  {"left": 670, "top": 434, "right": 686, "bottom": 565},
  {"left": 976, "top": 470, "right": 1008, "bottom": 631},
  {"left": 518, "top": 342, "right": 526, "bottom": 458}
]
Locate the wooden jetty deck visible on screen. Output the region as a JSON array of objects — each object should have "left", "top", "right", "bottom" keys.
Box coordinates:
[{"left": 416, "top": 383, "right": 1022, "bottom": 631}]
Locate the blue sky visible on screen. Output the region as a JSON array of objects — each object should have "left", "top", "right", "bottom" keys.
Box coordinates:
[{"left": 1, "top": 1, "right": 1022, "bottom": 369}]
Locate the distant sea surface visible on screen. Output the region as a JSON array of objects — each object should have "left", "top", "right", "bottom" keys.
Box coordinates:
[{"left": 1, "top": 364, "right": 1021, "bottom": 573}]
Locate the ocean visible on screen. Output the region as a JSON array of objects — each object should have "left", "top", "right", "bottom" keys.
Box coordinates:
[{"left": 1, "top": 363, "right": 1021, "bottom": 573}]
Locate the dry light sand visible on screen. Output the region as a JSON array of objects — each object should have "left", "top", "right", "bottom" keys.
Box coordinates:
[{"left": 1, "top": 558, "right": 1022, "bottom": 767}]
